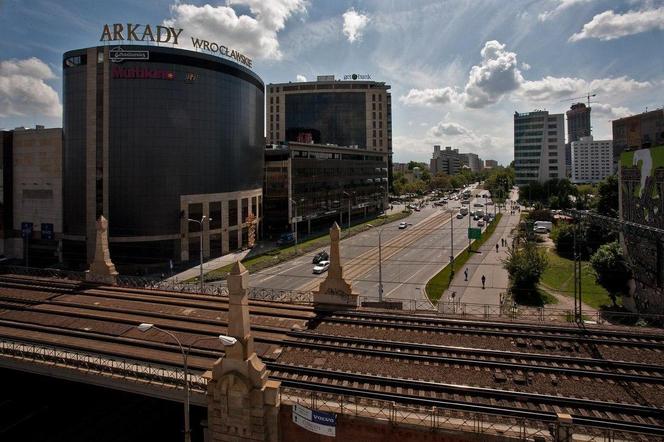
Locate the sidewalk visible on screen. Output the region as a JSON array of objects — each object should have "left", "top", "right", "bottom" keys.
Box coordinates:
[
  {"left": 443, "top": 208, "right": 521, "bottom": 305},
  {"left": 166, "top": 247, "right": 254, "bottom": 282}
]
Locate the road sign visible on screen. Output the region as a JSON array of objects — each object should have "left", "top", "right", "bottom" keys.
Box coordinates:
[
  {"left": 21, "top": 222, "right": 33, "bottom": 239},
  {"left": 291, "top": 216, "right": 303, "bottom": 223},
  {"left": 41, "top": 223, "right": 54, "bottom": 240},
  {"left": 292, "top": 404, "right": 336, "bottom": 437},
  {"left": 468, "top": 227, "right": 482, "bottom": 240}
]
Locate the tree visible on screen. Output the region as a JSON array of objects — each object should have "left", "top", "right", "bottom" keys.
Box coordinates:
[
  {"left": 528, "top": 209, "right": 553, "bottom": 222},
  {"left": 429, "top": 173, "right": 452, "bottom": 192},
  {"left": 596, "top": 175, "right": 619, "bottom": 217},
  {"left": 590, "top": 241, "right": 631, "bottom": 306},
  {"left": 502, "top": 242, "right": 549, "bottom": 305},
  {"left": 550, "top": 223, "right": 577, "bottom": 259}
]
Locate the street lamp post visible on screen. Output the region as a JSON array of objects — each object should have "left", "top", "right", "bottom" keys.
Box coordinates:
[
  {"left": 137, "top": 323, "right": 237, "bottom": 442},
  {"left": 188, "top": 215, "right": 210, "bottom": 294},
  {"left": 367, "top": 224, "right": 385, "bottom": 302},
  {"left": 289, "top": 198, "right": 304, "bottom": 252}
]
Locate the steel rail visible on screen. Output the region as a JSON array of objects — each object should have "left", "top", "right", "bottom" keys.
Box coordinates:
[
  {"left": 266, "top": 362, "right": 664, "bottom": 418},
  {"left": 287, "top": 331, "right": 664, "bottom": 372}
]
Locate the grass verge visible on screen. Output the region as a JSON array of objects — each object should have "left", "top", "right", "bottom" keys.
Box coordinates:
[
  {"left": 539, "top": 248, "right": 615, "bottom": 309},
  {"left": 425, "top": 213, "right": 503, "bottom": 303},
  {"left": 189, "top": 210, "right": 411, "bottom": 283}
]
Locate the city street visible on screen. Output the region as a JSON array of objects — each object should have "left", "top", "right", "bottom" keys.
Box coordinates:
[{"left": 238, "top": 185, "right": 502, "bottom": 302}]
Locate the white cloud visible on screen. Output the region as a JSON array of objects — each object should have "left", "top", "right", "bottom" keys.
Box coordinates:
[
  {"left": 538, "top": 0, "right": 594, "bottom": 22},
  {"left": 520, "top": 75, "right": 651, "bottom": 101},
  {"left": 164, "top": 0, "right": 307, "bottom": 60},
  {"left": 462, "top": 40, "right": 524, "bottom": 108},
  {"left": 342, "top": 8, "right": 369, "bottom": 43},
  {"left": 569, "top": 7, "right": 664, "bottom": 41},
  {"left": 591, "top": 102, "right": 633, "bottom": 119},
  {"left": 428, "top": 122, "right": 470, "bottom": 137},
  {"left": 0, "top": 57, "right": 61, "bottom": 118},
  {"left": 520, "top": 62, "right": 531, "bottom": 71},
  {"left": 295, "top": 74, "right": 307, "bottom": 82},
  {"left": 399, "top": 87, "right": 460, "bottom": 106}
]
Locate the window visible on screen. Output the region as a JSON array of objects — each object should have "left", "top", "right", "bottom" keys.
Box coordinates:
[
  {"left": 242, "top": 198, "right": 249, "bottom": 222},
  {"left": 228, "top": 200, "right": 238, "bottom": 227},
  {"left": 188, "top": 203, "right": 203, "bottom": 232},
  {"left": 210, "top": 202, "right": 221, "bottom": 229}
]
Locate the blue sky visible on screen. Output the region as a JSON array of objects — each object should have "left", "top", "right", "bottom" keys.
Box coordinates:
[{"left": 1, "top": 0, "right": 663, "bottom": 165}]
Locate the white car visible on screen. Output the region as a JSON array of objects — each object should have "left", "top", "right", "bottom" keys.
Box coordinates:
[
  {"left": 398, "top": 222, "right": 408, "bottom": 229},
  {"left": 313, "top": 260, "right": 330, "bottom": 274}
]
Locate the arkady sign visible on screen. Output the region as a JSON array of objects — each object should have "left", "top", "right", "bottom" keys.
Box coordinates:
[{"left": 100, "top": 23, "right": 253, "bottom": 69}]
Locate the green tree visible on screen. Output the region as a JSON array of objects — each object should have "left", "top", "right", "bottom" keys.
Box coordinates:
[
  {"left": 429, "top": 173, "right": 452, "bottom": 192},
  {"left": 550, "top": 223, "right": 577, "bottom": 259},
  {"left": 502, "top": 242, "right": 549, "bottom": 305},
  {"left": 596, "top": 175, "right": 619, "bottom": 217},
  {"left": 590, "top": 241, "right": 631, "bottom": 306}
]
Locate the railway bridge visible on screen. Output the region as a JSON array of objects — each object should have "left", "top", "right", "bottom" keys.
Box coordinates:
[{"left": 0, "top": 266, "right": 663, "bottom": 441}]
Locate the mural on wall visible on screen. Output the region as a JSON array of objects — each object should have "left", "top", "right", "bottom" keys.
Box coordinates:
[{"left": 620, "top": 146, "right": 664, "bottom": 314}]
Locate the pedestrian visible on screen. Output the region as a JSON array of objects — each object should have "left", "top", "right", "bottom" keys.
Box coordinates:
[
  {"left": 481, "top": 275, "right": 486, "bottom": 289},
  {"left": 464, "top": 267, "right": 468, "bottom": 281},
  {"left": 496, "top": 243, "right": 499, "bottom": 253}
]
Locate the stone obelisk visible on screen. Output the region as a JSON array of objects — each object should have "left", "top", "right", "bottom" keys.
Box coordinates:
[
  {"left": 314, "top": 222, "right": 359, "bottom": 308},
  {"left": 85, "top": 216, "right": 118, "bottom": 285}
]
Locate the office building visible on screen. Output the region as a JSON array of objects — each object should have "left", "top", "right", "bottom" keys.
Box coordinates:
[
  {"left": 263, "top": 142, "right": 388, "bottom": 238},
  {"left": 0, "top": 126, "right": 62, "bottom": 263},
  {"left": 462, "top": 153, "right": 482, "bottom": 173},
  {"left": 612, "top": 109, "right": 664, "bottom": 161},
  {"left": 514, "top": 110, "right": 565, "bottom": 185},
  {"left": 430, "top": 145, "right": 465, "bottom": 176},
  {"left": 266, "top": 75, "right": 392, "bottom": 184},
  {"left": 392, "top": 162, "right": 408, "bottom": 174},
  {"left": 62, "top": 45, "right": 265, "bottom": 266},
  {"left": 571, "top": 136, "right": 613, "bottom": 184},
  {"left": 484, "top": 159, "right": 498, "bottom": 169}
]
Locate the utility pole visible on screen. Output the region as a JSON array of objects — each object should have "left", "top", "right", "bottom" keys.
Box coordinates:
[{"left": 450, "top": 213, "right": 454, "bottom": 276}]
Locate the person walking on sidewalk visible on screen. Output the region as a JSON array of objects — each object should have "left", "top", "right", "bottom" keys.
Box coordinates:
[
  {"left": 464, "top": 268, "right": 468, "bottom": 281},
  {"left": 481, "top": 275, "right": 486, "bottom": 289},
  {"left": 496, "top": 243, "right": 499, "bottom": 253}
]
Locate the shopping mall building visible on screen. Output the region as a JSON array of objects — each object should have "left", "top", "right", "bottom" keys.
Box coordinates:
[{"left": 62, "top": 44, "right": 264, "bottom": 266}]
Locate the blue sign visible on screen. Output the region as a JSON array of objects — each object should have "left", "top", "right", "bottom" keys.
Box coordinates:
[
  {"left": 21, "top": 222, "right": 33, "bottom": 239},
  {"left": 292, "top": 404, "right": 336, "bottom": 437},
  {"left": 312, "top": 410, "right": 336, "bottom": 426},
  {"left": 41, "top": 223, "right": 54, "bottom": 240}
]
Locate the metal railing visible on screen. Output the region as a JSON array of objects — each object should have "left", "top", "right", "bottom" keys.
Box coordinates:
[
  {"left": 0, "top": 338, "right": 207, "bottom": 393},
  {"left": 280, "top": 387, "right": 656, "bottom": 441},
  {"left": 359, "top": 295, "right": 436, "bottom": 311}
]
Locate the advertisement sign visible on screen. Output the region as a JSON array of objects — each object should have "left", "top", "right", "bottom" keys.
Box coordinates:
[
  {"left": 21, "top": 222, "right": 33, "bottom": 239},
  {"left": 41, "top": 223, "right": 54, "bottom": 240},
  {"left": 292, "top": 404, "right": 336, "bottom": 437},
  {"left": 109, "top": 47, "right": 149, "bottom": 63},
  {"left": 468, "top": 227, "right": 482, "bottom": 240}
]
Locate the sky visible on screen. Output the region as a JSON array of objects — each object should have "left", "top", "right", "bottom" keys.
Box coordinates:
[{"left": 0, "top": 0, "right": 663, "bottom": 166}]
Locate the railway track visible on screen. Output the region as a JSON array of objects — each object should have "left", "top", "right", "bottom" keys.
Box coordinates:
[{"left": 296, "top": 210, "right": 452, "bottom": 292}]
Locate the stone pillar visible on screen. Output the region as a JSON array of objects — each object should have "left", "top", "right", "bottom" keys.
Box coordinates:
[
  {"left": 314, "top": 222, "right": 359, "bottom": 308},
  {"left": 85, "top": 216, "right": 118, "bottom": 285},
  {"left": 204, "top": 261, "right": 280, "bottom": 442},
  {"left": 555, "top": 413, "right": 573, "bottom": 442}
]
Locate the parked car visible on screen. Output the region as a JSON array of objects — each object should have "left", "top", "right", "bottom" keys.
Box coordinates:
[
  {"left": 534, "top": 226, "right": 549, "bottom": 234},
  {"left": 473, "top": 214, "right": 480, "bottom": 221},
  {"left": 474, "top": 203, "right": 484, "bottom": 208},
  {"left": 414, "top": 207, "right": 421, "bottom": 212},
  {"left": 456, "top": 213, "right": 464, "bottom": 219},
  {"left": 313, "top": 260, "right": 330, "bottom": 274},
  {"left": 277, "top": 232, "right": 296, "bottom": 246},
  {"left": 312, "top": 250, "right": 329, "bottom": 264},
  {"left": 398, "top": 222, "right": 408, "bottom": 229},
  {"left": 483, "top": 214, "right": 491, "bottom": 222},
  {"left": 477, "top": 220, "right": 485, "bottom": 227},
  {"left": 533, "top": 221, "right": 553, "bottom": 233}
]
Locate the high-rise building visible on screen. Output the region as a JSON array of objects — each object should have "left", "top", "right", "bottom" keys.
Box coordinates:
[
  {"left": 514, "top": 110, "right": 566, "bottom": 185},
  {"left": 430, "top": 145, "right": 464, "bottom": 176},
  {"left": 571, "top": 136, "right": 613, "bottom": 184},
  {"left": 62, "top": 45, "right": 265, "bottom": 265},
  {"left": 0, "top": 126, "right": 62, "bottom": 263},
  {"left": 612, "top": 109, "right": 664, "bottom": 162},
  {"left": 566, "top": 103, "right": 591, "bottom": 176},
  {"left": 266, "top": 75, "right": 392, "bottom": 184},
  {"left": 484, "top": 159, "right": 498, "bottom": 169},
  {"left": 462, "top": 153, "right": 482, "bottom": 173}
]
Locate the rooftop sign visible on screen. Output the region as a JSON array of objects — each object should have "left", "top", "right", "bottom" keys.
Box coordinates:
[{"left": 99, "top": 23, "right": 253, "bottom": 69}]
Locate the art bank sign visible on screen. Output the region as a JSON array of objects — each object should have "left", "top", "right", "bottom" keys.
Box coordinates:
[{"left": 100, "top": 23, "right": 253, "bottom": 69}]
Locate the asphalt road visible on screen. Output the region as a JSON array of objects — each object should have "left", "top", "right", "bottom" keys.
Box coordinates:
[{"left": 233, "top": 184, "right": 501, "bottom": 302}]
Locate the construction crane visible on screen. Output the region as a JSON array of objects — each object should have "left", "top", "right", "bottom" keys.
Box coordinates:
[{"left": 559, "top": 92, "right": 596, "bottom": 107}]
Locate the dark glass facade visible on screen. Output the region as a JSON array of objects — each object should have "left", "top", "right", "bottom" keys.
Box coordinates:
[
  {"left": 62, "top": 46, "right": 264, "bottom": 264},
  {"left": 285, "top": 92, "right": 366, "bottom": 147}
]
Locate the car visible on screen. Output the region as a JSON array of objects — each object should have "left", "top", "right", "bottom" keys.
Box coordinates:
[
  {"left": 312, "top": 250, "right": 329, "bottom": 264},
  {"left": 456, "top": 213, "right": 464, "bottom": 219},
  {"left": 473, "top": 214, "right": 480, "bottom": 221},
  {"left": 414, "top": 207, "right": 420, "bottom": 212},
  {"left": 461, "top": 199, "right": 470, "bottom": 205},
  {"left": 533, "top": 226, "right": 548, "bottom": 234},
  {"left": 277, "top": 232, "right": 296, "bottom": 246},
  {"left": 474, "top": 203, "right": 484, "bottom": 208},
  {"left": 486, "top": 201, "right": 494, "bottom": 206},
  {"left": 483, "top": 214, "right": 491, "bottom": 222},
  {"left": 398, "top": 222, "right": 408, "bottom": 229},
  {"left": 477, "top": 220, "right": 485, "bottom": 227},
  {"left": 313, "top": 260, "right": 330, "bottom": 274}
]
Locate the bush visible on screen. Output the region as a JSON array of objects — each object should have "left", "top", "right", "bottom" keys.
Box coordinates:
[
  {"left": 550, "top": 223, "right": 577, "bottom": 259},
  {"left": 528, "top": 209, "right": 553, "bottom": 222},
  {"left": 503, "top": 242, "right": 548, "bottom": 303},
  {"left": 590, "top": 241, "right": 631, "bottom": 306}
]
